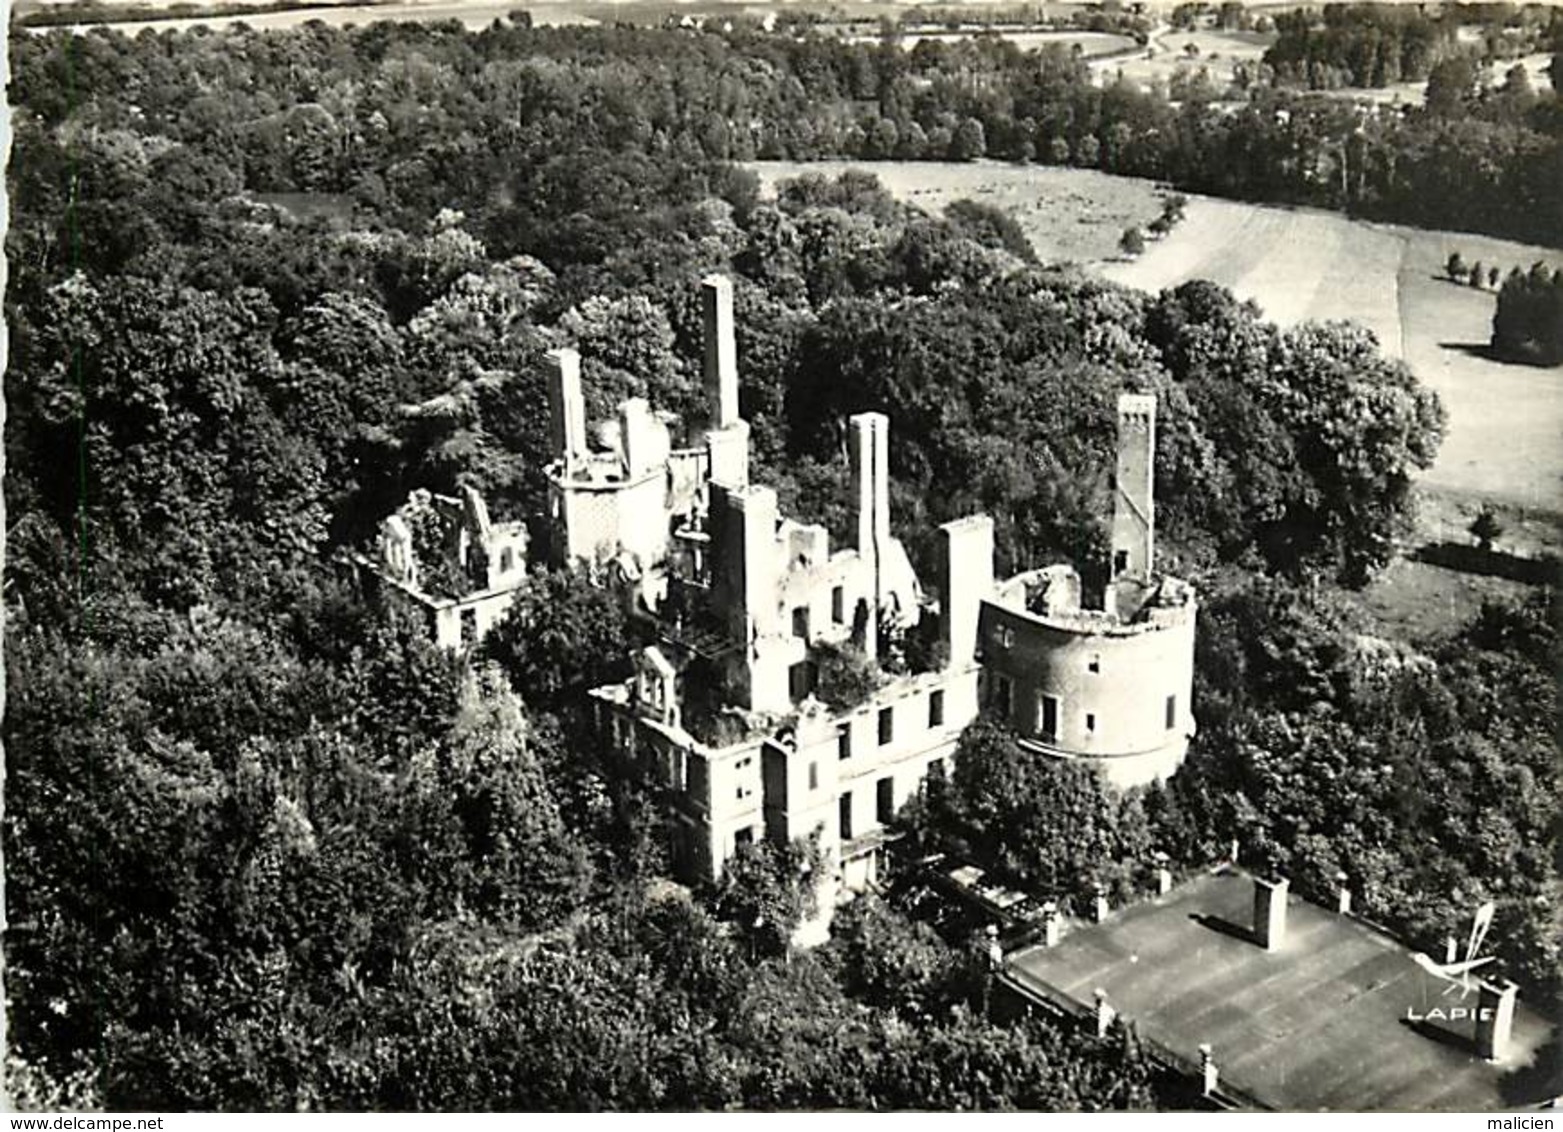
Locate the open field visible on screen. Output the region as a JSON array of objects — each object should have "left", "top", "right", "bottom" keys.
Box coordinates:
[
  {"left": 1098, "top": 27, "right": 1272, "bottom": 91},
  {"left": 19, "top": 0, "right": 600, "bottom": 32},
  {"left": 751, "top": 159, "right": 1171, "bottom": 266},
  {"left": 1345, "top": 487, "right": 1560, "bottom": 642},
  {"left": 842, "top": 28, "right": 1137, "bottom": 55},
  {"left": 1349, "top": 556, "right": 1537, "bottom": 645},
  {"left": 15, "top": 0, "right": 1116, "bottom": 31},
  {"left": 753, "top": 158, "right": 1563, "bottom": 556},
  {"left": 1105, "top": 195, "right": 1563, "bottom": 515}
]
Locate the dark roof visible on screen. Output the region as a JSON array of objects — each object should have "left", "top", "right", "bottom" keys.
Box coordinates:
[{"left": 1006, "top": 868, "right": 1557, "bottom": 1111}]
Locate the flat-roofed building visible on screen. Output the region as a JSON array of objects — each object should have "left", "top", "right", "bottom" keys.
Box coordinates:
[{"left": 1003, "top": 868, "right": 1556, "bottom": 1110}]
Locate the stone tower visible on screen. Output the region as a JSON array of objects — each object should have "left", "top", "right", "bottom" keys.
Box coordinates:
[{"left": 1111, "top": 393, "right": 1156, "bottom": 581}]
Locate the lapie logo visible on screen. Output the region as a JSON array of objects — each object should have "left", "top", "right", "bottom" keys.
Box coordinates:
[
  {"left": 1404, "top": 901, "right": 1497, "bottom": 1023},
  {"left": 1406, "top": 1005, "right": 1497, "bottom": 1023}
]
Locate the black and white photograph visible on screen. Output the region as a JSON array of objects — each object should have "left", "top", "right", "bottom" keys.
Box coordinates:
[{"left": 2, "top": 0, "right": 1560, "bottom": 1115}]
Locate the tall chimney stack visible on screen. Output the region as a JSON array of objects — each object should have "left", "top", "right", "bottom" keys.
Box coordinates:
[
  {"left": 1253, "top": 876, "right": 1289, "bottom": 951},
  {"left": 546, "top": 347, "right": 587, "bottom": 469},
  {"left": 1111, "top": 393, "right": 1156, "bottom": 580},
  {"left": 702, "top": 274, "right": 739, "bottom": 430},
  {"left": 849, "top": 412, "right": 891, "bottom": 661},
  {"left": 936, "top": 515, "right": 994, "bottom": 670},
  {"left": 711, "top": 483, "right": 779, "bottom": 640}
]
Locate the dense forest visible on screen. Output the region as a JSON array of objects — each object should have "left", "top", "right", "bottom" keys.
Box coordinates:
[
  {"left": 5, "top": 17, "right": 1559, "bottom": 1111},
  {"left": 8, "top": 9, "right": 1563, "bottom": 254}
]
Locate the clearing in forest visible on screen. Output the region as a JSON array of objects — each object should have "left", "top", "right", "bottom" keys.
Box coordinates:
[
  {"left": 1104, "top": 194, "right": 1563, "bottom": 516},
  {"left": 753, "top": 161, "right": 1562, "bottom": 518}
]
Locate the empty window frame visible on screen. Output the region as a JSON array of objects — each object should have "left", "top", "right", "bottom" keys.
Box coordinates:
[
  {"left": 789, "top": 660, "right": 816, "bottom": 703},
  {"left": 1040, "top": 694, "right": 1059, "bottom": 742},
  {"left": 990, "top": 674, "right": 1013, "bottom": 719}
]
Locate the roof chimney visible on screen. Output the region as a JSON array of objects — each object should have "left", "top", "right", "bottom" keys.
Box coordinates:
[
  {"left": 1042, "top": 900, "right": 1061, "bottom": 947},
  {"left": 1094, "top": 988, "right": 1117, "bottom": 1037},
  {"left": 702, "top": 274, "right": 739, "bottom": 429},
  {"left": 1475, "top": 980, "right": 1518, "bottom": 1061},
  {"left": 1253, "top": 875, "right": 1289, "bottom": 951},
  {"left": 1154, "top": 851, "right": 1173, "bottom": 896}
]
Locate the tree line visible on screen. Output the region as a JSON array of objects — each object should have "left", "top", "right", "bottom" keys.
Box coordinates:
[
  {"left": 5, "top": 16, "right": 1554, "bottom": 1109},
  {"left": 9, "top": 16, "right": 1562, "bottom": 257}
]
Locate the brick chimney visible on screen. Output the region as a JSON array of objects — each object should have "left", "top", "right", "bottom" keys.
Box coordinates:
[
  {"left": 1094, "top": 988, "right": 1117, "bottom": 1037},
  {"left": 1475, "top": 980, "right": 1519, "bottom": 1061},
  {"left": 1155, "top": 854, "right": 1173, "bottom": 895},
  {"left": 1253, "top": 876, "right": 1289, "bottom": 951},
  {"left": 1199, "top": 1044, "right": 1219, "bottom": 1097}
]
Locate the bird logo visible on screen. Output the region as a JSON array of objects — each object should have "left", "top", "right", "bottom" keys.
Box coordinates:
[{"left": 1410, "top": 901, "right": 1496, "bottom": 999}]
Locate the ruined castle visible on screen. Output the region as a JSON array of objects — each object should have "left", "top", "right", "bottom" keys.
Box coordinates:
[{"left": 365, "top": 274, "right": 1197, "bottom": 919}]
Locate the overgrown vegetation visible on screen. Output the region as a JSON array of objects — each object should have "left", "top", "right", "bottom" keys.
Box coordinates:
[{"left": 4, "top": 17, "right": 1554, "bottom": 1111}]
